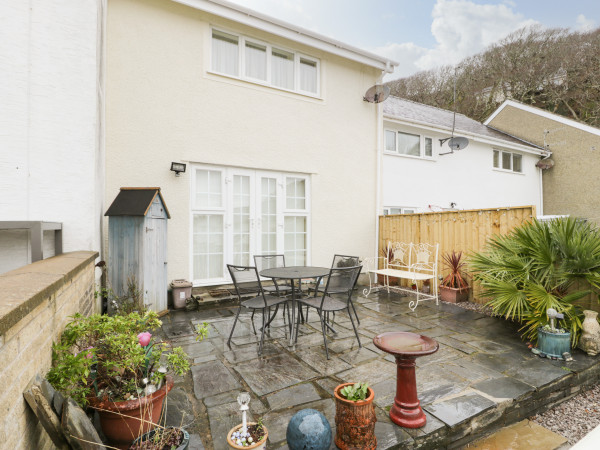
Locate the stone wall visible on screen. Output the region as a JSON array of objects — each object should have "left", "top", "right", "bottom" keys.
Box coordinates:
[{"left": 0, "top": 251, "right": 98, "bottom": 449}]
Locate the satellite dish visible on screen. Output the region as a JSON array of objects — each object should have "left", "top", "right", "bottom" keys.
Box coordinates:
[
  {"left": 536, "top": 158, "right": 554, "bottom": 170},
  {"left": 448, "top": 137, "right": 469, "bottom": 151},
  {"left": 363, "top": 84, "right": 390, "bottom": 103}
]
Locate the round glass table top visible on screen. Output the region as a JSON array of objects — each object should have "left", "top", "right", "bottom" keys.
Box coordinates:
[
  {"left": 373, "top": 331, "right": 439, "bottom": 357},
  {"left": 259, "top": 266, "right": 330, "bottom": 279}
]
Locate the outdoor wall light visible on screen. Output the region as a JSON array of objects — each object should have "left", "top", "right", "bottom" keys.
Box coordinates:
[{"left": 170, "top": 162, "right": 186, "bottom": 176}]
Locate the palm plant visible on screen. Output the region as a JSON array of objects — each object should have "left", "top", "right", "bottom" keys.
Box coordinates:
[
  {"left": 470, "top": 217, "right": 600, "bottom": 344},
  {"left": 441, "top": 251, "right": 469, "bottom": 290}
]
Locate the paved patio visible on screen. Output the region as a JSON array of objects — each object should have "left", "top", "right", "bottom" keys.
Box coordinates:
[{"left": 158, "top": 290, "right": 600, "bottom": 449}]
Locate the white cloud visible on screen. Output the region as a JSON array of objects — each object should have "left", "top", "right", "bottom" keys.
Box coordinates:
[
  {"left": 380, "top": 0, "right": 538, "bottom": 80},
  {"left": 576, "top": 14, "right": 595, "bottom": 31}
]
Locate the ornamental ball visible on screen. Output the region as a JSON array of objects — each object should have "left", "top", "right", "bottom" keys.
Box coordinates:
[{"left": 286, "top": 408, "right": 332, "bottom": 450}]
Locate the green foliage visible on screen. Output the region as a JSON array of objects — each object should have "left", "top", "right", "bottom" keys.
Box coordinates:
[
  {"left": 441, "top": 251, "right": 469, "bottom": 290},
  {"left": 195, "top": 322, "right": 209, "bottom": 341},
  {"left": 470, "top": 217, "right": 600, "bottom": 344},
  {"left": 340, "top": 382, "right": 369, "bottom": 402},
  {"left": 95, "top": 275, "right": 147, "bottom": 316},
  {"left": 47, "top": 311, "right": 203, "bottom": 407}
]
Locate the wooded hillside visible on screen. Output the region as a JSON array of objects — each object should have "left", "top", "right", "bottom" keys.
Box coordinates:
[{"left": 387, "top": 26, "right": 600, "bottom": 127}]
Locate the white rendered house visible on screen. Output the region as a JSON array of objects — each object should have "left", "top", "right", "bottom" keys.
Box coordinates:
[
  {"left": 381, "top": 97, "right": 547, "bottom": 215},
  {"left": 106, "top": 0, "right": 397, "bottom": 286}
]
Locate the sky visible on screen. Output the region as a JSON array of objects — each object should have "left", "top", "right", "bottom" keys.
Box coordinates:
[{"left": 226, "top": 0, "right": 600, "bottom": 80}]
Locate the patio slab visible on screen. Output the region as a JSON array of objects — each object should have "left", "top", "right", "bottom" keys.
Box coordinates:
[{"left": 156, "top": 290, "right": 600, "bottom": 449}]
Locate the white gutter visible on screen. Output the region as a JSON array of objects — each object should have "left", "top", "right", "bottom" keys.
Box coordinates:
[{"left": 170, "top": 0, "right": 399, "bottom": 71}]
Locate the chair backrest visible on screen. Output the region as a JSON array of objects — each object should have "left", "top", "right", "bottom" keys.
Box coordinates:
[
  {"left": 323, "top": 265, "right": 362, "bottom": 302},
  {"left": 331, "top": 254, "right": 360, "bottom": 268},
  {"left": 227, "top": 265, "right": 265, "bottom": 302},
  {"left": 254, "top": 254, "right": 286, "bottom": 272}
]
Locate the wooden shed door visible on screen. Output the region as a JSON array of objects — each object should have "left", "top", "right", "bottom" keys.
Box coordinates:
[{"left": 144, "top": 216, "right": 168, "bottom": 312}]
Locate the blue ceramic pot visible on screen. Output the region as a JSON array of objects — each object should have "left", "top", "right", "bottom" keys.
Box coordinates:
[{"left": 538, "top": 328, "right": 570, "bottom": 358}]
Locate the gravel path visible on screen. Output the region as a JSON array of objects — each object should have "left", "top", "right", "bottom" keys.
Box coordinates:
[{"left": 448, "top": 300, "right": 600, "bottom": 446}]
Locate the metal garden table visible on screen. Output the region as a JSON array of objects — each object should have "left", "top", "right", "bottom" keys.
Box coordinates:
[{"left": 259, "top": 266, "right": 330, "bottom": 345}]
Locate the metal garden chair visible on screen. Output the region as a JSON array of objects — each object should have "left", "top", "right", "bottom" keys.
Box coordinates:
[
  {"left": 296, "top": 264, "right": 362, "bottom": 359},
  {"left": 226, "top": 264, "right": 289, "bottom": 355}
]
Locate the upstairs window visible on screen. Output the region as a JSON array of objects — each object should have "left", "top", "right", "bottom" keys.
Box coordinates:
[
  {"left": 385, "top": 130, "right": 434, "bottom": 159},
  {"left": 493, "top": 150, "right": 523, "bottom": 173},
  {"left": 211, "top": 28, "right": 320, "bottom": 96},
  {"left": 383, "top": 207, "right": 417, "bottom": 215}
]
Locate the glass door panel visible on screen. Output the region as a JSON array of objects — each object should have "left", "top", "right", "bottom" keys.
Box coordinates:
[
  {"left": 260, "top": 177, "right": 277, "bottom": 254},
  {"left": 232, "top": 175, "right": 251, "bottom": 265},
  {"left": 284, "top": 216, "right": 306, "bottom": 266}
]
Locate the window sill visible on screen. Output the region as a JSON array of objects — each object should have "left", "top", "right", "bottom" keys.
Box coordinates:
[
  {"left": 492, "top": 168, "right": 525, "bottom": 175},
  {"left": 383, "top": 151, "right": 436, "bottom": 162},
  {"left": 206, "top": 70, "right": 322, "bottom": 100}
]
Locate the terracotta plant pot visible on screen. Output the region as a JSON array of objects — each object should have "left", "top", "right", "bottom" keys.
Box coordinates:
[
  {"left": 227, "top": 423, "right": 268, "bottom": 450},
  {"left": 88, "top": 376, "right": 174, "bottom": 449},
  {"left": 334, "top": 383, "right": 377, "bottom": 450},
  {"left": 439, "top": 285, "right": 469, "bottom": 303}
]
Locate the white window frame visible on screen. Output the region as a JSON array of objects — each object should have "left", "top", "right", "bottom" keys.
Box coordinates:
[
  {"left": 384, "top": 129, "right": 435, "bottom": 160},
  {"left": 383, "top": 207, "right": 417, "bottom": 215},
  {"left": 493, "top": 149, "right": 524, "bottom": 174},
  {"left": 210, "top": 27, "right": 321, "bottom": 97},
  {"left": 190, "top": 165, "right": 311, "bottom": 285}
]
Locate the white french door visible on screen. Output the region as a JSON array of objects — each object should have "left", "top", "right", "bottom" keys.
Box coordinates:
[{"left": 191, "top": 165, "right": 310, "bottom": 285}]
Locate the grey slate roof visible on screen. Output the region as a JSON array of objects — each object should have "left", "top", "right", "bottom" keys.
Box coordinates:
[{"left": 383, "top": 96, "right": 541, "bottom": 149}]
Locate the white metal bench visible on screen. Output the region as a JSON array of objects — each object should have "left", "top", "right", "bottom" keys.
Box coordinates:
[{"left": 363, "top": 242, "right": 439, "bottom": 311}]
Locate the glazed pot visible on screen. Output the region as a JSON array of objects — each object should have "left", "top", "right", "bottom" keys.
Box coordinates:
[
  {"left": 334, "top": 383, "right": 376, "bottom": 450},
  {"left": 88, "top": 376, "right": 174, "bottom": 449},
  {"left": 227, "top": 423, "right": 268, "bottom": 450},
  {"left": 439, "top": 285, "right": 469, "bottom": 303},
  {"left": 131, "top": 427, "right": 190, "bottom": 450},
  {"left": 537, "top": 328, "right": 570, "bottom": 358}
]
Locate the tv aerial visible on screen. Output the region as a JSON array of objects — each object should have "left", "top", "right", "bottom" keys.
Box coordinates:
[
  {"left": 439, "top": 68, "right": 469, "bottom": 155},
  {"left": 363, "top": 84, "right": 390, "bottom": 103}
]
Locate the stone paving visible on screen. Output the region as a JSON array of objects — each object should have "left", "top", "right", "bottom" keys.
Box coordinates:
[{"left": 158, "top": 290, "right": 600, "bottom": 449}]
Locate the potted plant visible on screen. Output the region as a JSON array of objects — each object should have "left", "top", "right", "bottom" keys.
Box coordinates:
[
  {"left": 333, "top": 382, "right": 376, "bottom": 450},
  {"left": 439, "top": 251, "right": 469, "bottom": 303},
  {"left": 130, "top": 426, "right": 190, "bottom": 449},
  {"left": 226, "top": 393, "right": 268, "bottom": 449},
  {"left": 47, "top": 310, "right": 208, "bottom": 449}
]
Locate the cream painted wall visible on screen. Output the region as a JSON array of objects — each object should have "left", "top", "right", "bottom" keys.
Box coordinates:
[
  {"left": 0, "top": 0, "right": 103, "bottom": 274},
  {"left": 488, "top": 106, "right": 600, "bottom": 223},
  {"left": 106, "top": 0, "right": 381, "bottom": 282},
  {"left": 382, "top": 121, "right": 542, "bottom": 212}
]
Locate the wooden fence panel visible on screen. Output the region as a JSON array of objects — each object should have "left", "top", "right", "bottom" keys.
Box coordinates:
[{"left": 378, "top": 206, "right": 536, "bottom": 303}]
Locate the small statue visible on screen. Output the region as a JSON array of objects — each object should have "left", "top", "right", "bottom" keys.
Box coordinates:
[{"left": 579, "top": 310, "right": 600, "bottom": 356}]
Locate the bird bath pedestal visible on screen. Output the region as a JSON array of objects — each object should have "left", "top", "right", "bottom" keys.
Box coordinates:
[{"left": 373, "top": 332, "right": 439, "bottom": 428}]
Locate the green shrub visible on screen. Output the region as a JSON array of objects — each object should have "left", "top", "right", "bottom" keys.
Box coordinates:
[{"left": 470, "top": 217, "right": 600, "bottom": 344}]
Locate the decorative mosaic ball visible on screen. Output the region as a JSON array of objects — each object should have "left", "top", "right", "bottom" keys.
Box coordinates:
[{"left": 286, "top": 408, "right": 332, "bottom": 450}]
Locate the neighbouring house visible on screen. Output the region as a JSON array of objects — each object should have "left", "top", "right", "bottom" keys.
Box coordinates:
[
  {"left": 381, "top": 97, "right": 547, "bottom": 214},
  {"left": 0, "top": 0, "right": 105, "bottom": 275},
  {"left": 485, "top": 99, "right": 600, "bottom": 223},
  {"left": 105, "top": 0, "right": 397, "bottom": 287}
]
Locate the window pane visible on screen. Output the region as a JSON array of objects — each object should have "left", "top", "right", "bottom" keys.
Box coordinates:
[
  {"left": 212, "top": 30, "right": 239, "bottom": 76},
  {"left": 502, "top": 152, "right": 512, "bottom": 170},
  {"left": 286, "top": 177, "right": 306, "bottom": 210},
  {"left": 299, "top": 58, "right": 317, "bottom": 93},
  {"left": 196, "top": 170, "right": 222, "bottom": 208},
  {"left": 513, "top": 154, "right": 522, "bottom": 173},
  {"left": 403, "top": 209, "right": 415, "bottom": 214},
  {"left": 493, "top": 150, "right": 499, "bottom": 168},
  {"left": 245, "top": 41, "right": 267, "bottom": 80},
  {"left": 424, "top": 138, "right": 432, "bottom": 157},
  {"left": 272, "top": 48, "right": 294, "bottom": 90},
  {"left": 397, "top": 132, "right": 420, "bottom": 156},
  {"left": 232, "top": 176, "right": 250, "bottom": 266},
  {"left": 385, "top": 130, "right": 396, "bottom": 152},
  {"left": 261, "top": 177, "right": 277, "bottom": 254},
  {"left": 193, "top": 214, "right": 223, "bottom": 280},
  {"left": 284, "top": 216, "right": 307, "bottom": 266}
]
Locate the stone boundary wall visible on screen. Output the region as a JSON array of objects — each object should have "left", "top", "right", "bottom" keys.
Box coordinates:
[{"left": 0, "top": 251, "right": 98, "bottom": 449}]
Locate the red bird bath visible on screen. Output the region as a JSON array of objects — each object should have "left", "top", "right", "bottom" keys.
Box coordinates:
[{"left": 373, "top": 331, "right": 439, "bottom": 428}]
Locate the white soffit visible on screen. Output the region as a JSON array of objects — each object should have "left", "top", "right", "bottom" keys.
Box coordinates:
[
  {"left": 485, "top": 100, "right": 600, "bottom": 137},
  {"left": 170, "top": 0, "right": 398, "bottom": 71}
]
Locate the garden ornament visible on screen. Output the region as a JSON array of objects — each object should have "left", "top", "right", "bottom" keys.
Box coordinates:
[{"left": 237, "top": 392, "right": 251, "bottom": 435}]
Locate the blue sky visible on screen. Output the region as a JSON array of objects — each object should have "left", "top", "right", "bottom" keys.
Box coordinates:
[{"left": 227, "top": 0, "right": 599, "bottom": 79}]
